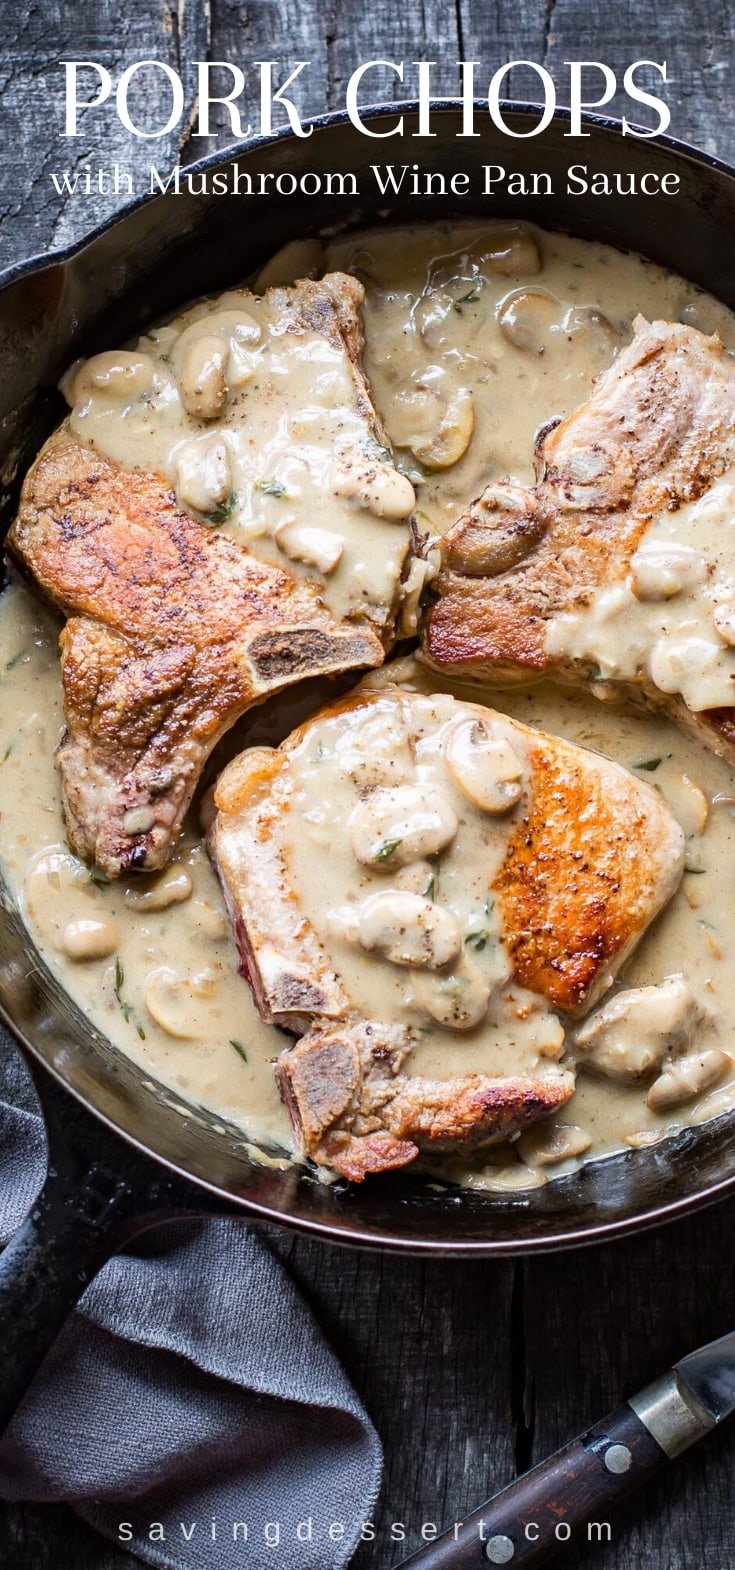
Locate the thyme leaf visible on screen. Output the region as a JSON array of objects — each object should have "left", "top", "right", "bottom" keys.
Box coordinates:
[
  {"left": 374, "top": 837, "right": 403, "bottom": 862},
  {"left": 396, "top": 457, "right": 428, "bottom": 485},
  {"left": 230, "top": 1039, "right": 249, "bottom": 1064},
  {"left": 202, "top": 491, "right": 238, "bottom": 525},
  {"left": 453, "top": 289, "right": 480, "bottom": 313},
  {"left": 467, "top": 898, "right": 495, "bottom": 950},
  {"left": 633, "top": 755, "right": 671, "bottom": 772},
  {"left": 113, "top": 959, "right": 146, "bottom": 1038},
  {"left": 256, "top": 478, "right": 287, "bottom": 498}
]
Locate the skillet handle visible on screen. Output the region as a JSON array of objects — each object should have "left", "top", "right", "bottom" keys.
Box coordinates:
[{"left": 0, "top": 1157, "right": 138, "bottom": 1430}]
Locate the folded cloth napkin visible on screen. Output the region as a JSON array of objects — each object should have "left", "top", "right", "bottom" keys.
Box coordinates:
[{"left": 0, "top": 1028, "right": 382, "bottom": 1570}]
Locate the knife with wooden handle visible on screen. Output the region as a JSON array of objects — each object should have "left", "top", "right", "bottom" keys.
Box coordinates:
[{"left": 397, "top": 1330, "right": 735, "bottom": 1568}]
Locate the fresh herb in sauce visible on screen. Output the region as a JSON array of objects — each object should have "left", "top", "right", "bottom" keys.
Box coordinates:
[
  {"left": 255, "top": 478, "right": 287, "bottom": 498},
  {"left": 396, "top": 457, "right": 428, "bottom": 486},
  {"left": 453, "top": 289, "right": 481, "bottom": 312},
  {"left": 230, "top": 1039, "right": 249, "bottom": 1063},
  {"left": 114, "top": 958, "right": 146, "bottom": 1039},
  {"left": 467, "top": 898, "right": 495, "bottom": 951},
  {"left": 202, "top": 491, "right": 238, "bottom": 525},
  {"left": 374, "top": 837, "right": 403, "bottom": 862},
  {"left": 633, "top": 755, "right": 671, "bottom": 772}
]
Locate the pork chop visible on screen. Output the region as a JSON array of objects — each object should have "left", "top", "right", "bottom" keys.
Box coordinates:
[
  {"left": 7, "top": 275, "right": 415, "bottom": 878},
  {"left": 425, "top": 318, "right": 735, "bottom": 764},
  {"left": 209, "top": 683, "right": 684, "bottom": 1178}
]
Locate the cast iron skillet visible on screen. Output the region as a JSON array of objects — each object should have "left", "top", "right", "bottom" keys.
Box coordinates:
[{"left": 1, "top": 102, "right": 735, "bottom": 1420}]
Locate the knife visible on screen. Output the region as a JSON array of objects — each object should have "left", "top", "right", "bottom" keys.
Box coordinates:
[{"left": 397, "top": 1330, "right": 735, "bottom": 1568}]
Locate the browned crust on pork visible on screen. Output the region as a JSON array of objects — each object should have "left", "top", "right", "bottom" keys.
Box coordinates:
[
  {"left": 277, "top": 1022, "right": 574, "bottom": 1182},
  {"left": 7, "top": 435, "right": 382, "bottom": 877},
  {"left": 424, "top": 320, "right": 735, "bottom": 767},
  {"left": 493, "top": 745, "right": 678, "bottom": 1014}
]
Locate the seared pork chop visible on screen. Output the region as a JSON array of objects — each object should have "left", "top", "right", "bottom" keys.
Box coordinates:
[
  {"left": 209, "top": 683, "right": 684, "bottom": 1179},
  {"left": 8, "top": 276, "right": 415, "bottom": 878},
  {"left": 425, "top": 319, "right": 735, "bottom": 763}
]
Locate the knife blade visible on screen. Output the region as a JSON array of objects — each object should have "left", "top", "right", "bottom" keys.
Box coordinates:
[
  {"left": 397, "top": 1329, "right": 734, "bottom": 1569},
  {"left": 675, "top": 1329, "right": 735, "bottom": 1425}
]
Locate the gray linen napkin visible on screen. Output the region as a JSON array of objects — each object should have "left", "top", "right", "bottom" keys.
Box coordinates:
[{"left": 0, "top": 1029, "right": 382, "bottom": 1570}]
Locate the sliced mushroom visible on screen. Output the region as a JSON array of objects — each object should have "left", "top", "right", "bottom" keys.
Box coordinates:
[
  {"left": 478, "top": 227, "right": 541, "bottom": 277},
  {"left": 125, "top": 864, "right": 193, "bottom": 912},
  {"left": 274, "top": 520, "right": 344, "bottom": 575},
  {"left": 662, "top": 771, "right": 709, "bottom": 837},
  {"left": 331, "top": 448, "right": 415, "bottom": 521},
  {"left": 471, "top": 1164, "right": 549, "bottom": 1192},
  {"left": 647, "top": 1048, "right": 730, "bottom": 1111},
  {"left": 649, "top": 635, "right": 735, "bottom": 710},
  {"left": 334, "top": 711, "right": 414, "bottom": 789},
  {"left": 356, "top": 890, "right": 462, "bottom": 970},
  {"left": 179, "top": 334, "right": 228, "bottom": 420},
  {"left": 444, "top": 717, "right": 524, "bottom": 814},
  {"left": 175, "top": 436, "right": 233, "bottom": 515},
  {"left": 62, "top": 916, "right": 120, "bottom": 961},
  {"left": 442, "top": 485, "right": 547, "bottom": 577},
  {"left": 631, "top": 541, "right": 705, "bottom": 601},
  {"left": 411, "top": 952, "right": 491, "bottom": 1031},
  {"left": 564, "top": 305, "right": 622, "bottom": 354},
  {"left": 27, "top": 848, "right": 104, "bottom": 950},
  {"left": 254, "top": 238, "right": 324, "bottom": 292},
  {"left": 62, "top": 351, "right": 154, "bottom": 406},
  {"left": 518, "top": 1121, "right": 592, "bottom": 1167},
  {"left": 389, "top": 366, "right": 475, "bottom": 472},
  {"left": 574, "top": 976, "right": 701, "bottom": 1083},
  {"left": 398, "top": 555, "right": 435, "bottom": 637},
  {"left": 144, "top": 966, "right": 218, "bottom": 1038},
  {"left": 409, "top": 387, "right": 475, "bottom": 471},
  {"left": 497, "top": 289, "right": 561, "bottom": 354},
  {"left": 349, "top": 784, "right": 458, "bottom": 867}
]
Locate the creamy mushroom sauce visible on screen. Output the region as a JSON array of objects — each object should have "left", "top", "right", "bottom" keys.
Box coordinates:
[
  {"left": 325, "top": 222, "right": 735, "bottom": 534},
  {"left": 545, "top": 476, "right": 735, "bottom": 713},
  {"left": 3, "top": 218, "right": 735, "bottom": 1188},
  {"left": 281, "top": 686, "right": 569, "bottom": 1077},
  {"left": 62, "top": 285, "right": 414, "bottom": 628},
  {"left": 0, "top": 579, "right": 296, "bottom": 1159}
]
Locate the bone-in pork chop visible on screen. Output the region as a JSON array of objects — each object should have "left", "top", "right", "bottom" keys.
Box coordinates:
[
  {"left": 425, "top": 319, "right": 735, "bottom": 764},
  {"left": 209, "top": 683, "right": 684, "bottom": 1179},
  {"left": 8, "top": 275, "right": 415, "bottom": 877}
]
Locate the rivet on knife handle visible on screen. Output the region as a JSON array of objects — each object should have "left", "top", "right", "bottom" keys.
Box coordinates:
[{"left": 396, "top": 1373, "right": 717, "bottom": 1569}]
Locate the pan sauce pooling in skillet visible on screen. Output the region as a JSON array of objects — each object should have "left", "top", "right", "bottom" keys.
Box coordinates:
[
  {"left": 3, "top": 217, "right": 735, "bottom": 1187},
  {"left": 2, "top": 582, "right": 735, "bottom": 1186}
]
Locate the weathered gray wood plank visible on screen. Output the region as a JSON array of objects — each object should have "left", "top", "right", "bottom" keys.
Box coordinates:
[
  {"left": 0, "top": 0, "right": 208, "bottom": 266},
  {"left": 459, "top": 0, "right": 735, "bottom": 160},
  {"left": 266, "top": 1232, "right": 517, "bottom": 1566}
]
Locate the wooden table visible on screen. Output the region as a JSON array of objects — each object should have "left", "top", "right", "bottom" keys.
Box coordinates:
[{"left": 1, "top": 4, "right": 734, "bottom": 1565}]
